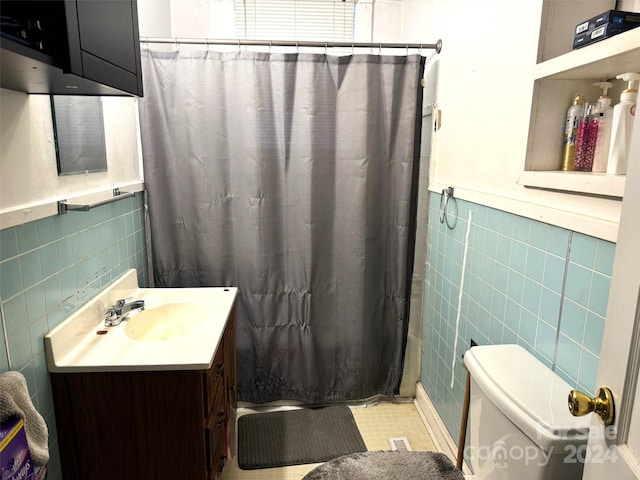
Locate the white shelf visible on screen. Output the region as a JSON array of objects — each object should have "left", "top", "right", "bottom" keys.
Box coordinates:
[
  {"left": 518, "top": 171, "right": 625, "bottom": 198},
  {"left": 535, "top": 27, "right": 640, "bottom": 80},
  {"left": 523, "top": 24, "right": 639, "bottom": 200}
]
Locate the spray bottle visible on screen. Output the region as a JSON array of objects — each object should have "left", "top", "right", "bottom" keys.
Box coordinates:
[
  {"left": 607, "top": 72, "right": 639, "bottom": 175},
  {"left": 561, "top": 94, "right": 585, "bottom": 171},
  {"left": 574, "top": 102, "right": 599, "bottom": 171},
  {"left": 591, "top": 81, "right": 613, "bottom": 173}
]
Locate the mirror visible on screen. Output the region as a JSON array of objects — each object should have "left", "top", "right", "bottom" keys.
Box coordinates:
[{"left": 51, "top": 96, "right": 108, "bottom": 175}]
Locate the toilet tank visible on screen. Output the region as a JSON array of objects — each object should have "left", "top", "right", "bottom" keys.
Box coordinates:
[{"left": 463, "top": 344, "right": 591, "bottom": 480}]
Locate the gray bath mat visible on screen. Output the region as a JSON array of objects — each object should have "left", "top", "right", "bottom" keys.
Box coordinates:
[
  {"left": 238, "top": 405, "right": 367, "bottom": 470},
  {"left": 302, "top": 451, "right": 465, "bottom": 480}
]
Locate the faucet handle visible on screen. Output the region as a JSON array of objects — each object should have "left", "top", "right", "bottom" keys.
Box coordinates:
[{"left": 104, "top": 307, "right": 120, "bottom": 327}]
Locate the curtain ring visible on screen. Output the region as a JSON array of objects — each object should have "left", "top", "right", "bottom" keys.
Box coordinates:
[
  {"left": 269, "top": 40, "right": 272, "bottom": 54},
  {"left": 237, "top": 39, "right": 241, "bottom": 53},
  {"left": 378, "top": 43, "right": 382, "bottom": 56},
  {"left": 325, "top": 42, "right": 328, "bottom": 55},
  {"left": 296, "top": 40, "right": 299, "bottom": 54},
  {"left": 406, "top": 44, "right": 409, "bottom": 56},
  {"left": 205, "top": 37, "right": 210, "bottom": 51},
  {"left": 352, "top": 42, "right": 354, "bottom": 55},
  {"left": 174, "top": 37, "right": 179, "bottom": 51}
]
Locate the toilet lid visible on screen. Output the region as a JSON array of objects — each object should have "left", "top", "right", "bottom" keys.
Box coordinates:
[{"left": 463, "top": 344, "right": 590, "bottom": 451}]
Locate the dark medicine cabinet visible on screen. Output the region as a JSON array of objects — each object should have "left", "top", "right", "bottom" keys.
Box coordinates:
[{"left": 0, "top": 0, "right": 143, "bottom": 96}]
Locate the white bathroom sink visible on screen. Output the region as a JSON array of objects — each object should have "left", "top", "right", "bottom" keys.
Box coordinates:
[
  {"left": 44, "top": 269, "right": 237, "bottom": 372},
  {"left": 124, "top": 303, "right": 206, "bottom": 341}
]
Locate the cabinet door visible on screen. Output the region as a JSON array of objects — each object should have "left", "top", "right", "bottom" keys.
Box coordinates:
[
  {"left": 224, "top": 307, "right": 238, "bottom": 409},
  {"left": 223, "top": 308, "right": 238, "bottom": 463},
  {"left": 204, "top": 345, "right": 226, "bottom": 418},
  {"left": 64, "top": 0, "right": 143, "bottom": 96},
  {"left": 51, "top": 370, "right": 206, "bottom": 480}
]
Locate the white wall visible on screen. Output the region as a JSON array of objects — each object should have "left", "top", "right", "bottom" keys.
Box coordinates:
[
  {"left": 619, "top": 0, "right": 640, "bottom": 10},
  {"left": 137, "top": 0, "right": 172, "bottom": 37},
  {"left": 0, "top": 89, "right": 143, "bottom": 228},
  {"left": 138, "top": 0, "right": 375, "bottom": 41},
  {"left": 137, "top": 0, "right": 241, "bottom": 41},
  {"left": 402, "top": 0, "right": 622, "bottom": 242}
]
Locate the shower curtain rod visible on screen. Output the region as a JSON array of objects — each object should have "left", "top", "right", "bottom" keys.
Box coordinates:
[{"left": 140, "top": 37, "right": 443, "bottom": 53}]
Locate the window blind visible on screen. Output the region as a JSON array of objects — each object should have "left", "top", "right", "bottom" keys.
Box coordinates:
[{"left": 234, "top": 0, "right": 356, "bottom": 42}]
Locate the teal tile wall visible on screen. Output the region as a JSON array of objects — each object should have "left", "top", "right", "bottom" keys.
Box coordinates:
[
  {"left": 0, "top": 195, "right": 149, "bottom": 480},
  {"left": 420, "top": 192, "right": 614, "bottom": 440}
]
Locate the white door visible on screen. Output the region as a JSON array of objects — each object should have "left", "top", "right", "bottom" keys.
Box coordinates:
[{"left": 582, "top": 115, "right": 640, "bottom": 479}]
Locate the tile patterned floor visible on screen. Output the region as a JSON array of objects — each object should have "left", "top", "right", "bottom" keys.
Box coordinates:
[{"left": 221, "top": 401, "right": 437, "bottom": 480}]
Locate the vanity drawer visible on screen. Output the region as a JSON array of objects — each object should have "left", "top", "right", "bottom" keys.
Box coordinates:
[
  {"left": 204, "top": 344, "right": 225, "bottom": 417},
  {"left": 210, "top": 429, "right": 227, "bottom": 479},
  {"left": 205, "top": 391, "right": 227, "bottom": 479}
]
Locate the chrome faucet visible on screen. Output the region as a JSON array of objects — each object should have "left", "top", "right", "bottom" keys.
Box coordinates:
[{"left": 104, "top": 297, "right": 145, "bottom": 327}]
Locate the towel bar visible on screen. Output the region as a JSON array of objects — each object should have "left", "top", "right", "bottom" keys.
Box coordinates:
[{"left": 57, "top": 188, "right": 135, "bottom": 214}]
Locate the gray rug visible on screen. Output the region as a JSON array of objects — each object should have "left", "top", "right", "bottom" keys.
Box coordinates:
[
  {"left": 238, "top": 405, "right": 367, "bottom": 470},
  {"left": 302, "top": 451, "right": 465, "bottom": 480}
]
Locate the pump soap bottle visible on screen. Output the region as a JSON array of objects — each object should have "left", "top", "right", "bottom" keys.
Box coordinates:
[
  {"left": 592, "top": 82, "right": 613, "bottom": 173},
  {"left": 607, "top": 72, "right": 639, "bottom": 175},
  {"left": 561, "top": 94, "right": 585, "bottom": 171}
]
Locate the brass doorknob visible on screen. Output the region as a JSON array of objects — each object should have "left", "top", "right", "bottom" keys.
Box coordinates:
[{"left": 568, "top": 387, "right": 615, "bottom": 426}]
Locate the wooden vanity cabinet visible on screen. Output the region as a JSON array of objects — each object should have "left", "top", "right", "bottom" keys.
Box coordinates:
[{"left": 50, "top": 310, "right": 237, "bottom": 480}]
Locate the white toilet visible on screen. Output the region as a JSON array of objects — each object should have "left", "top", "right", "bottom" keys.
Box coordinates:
[{"left": 463, "top": 344, "right": 591, "bottom": 479}]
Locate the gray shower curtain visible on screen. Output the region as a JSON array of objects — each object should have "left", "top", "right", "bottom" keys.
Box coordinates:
[{"left": 138, "top": 49, "right": 424, "bottom": 403}]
